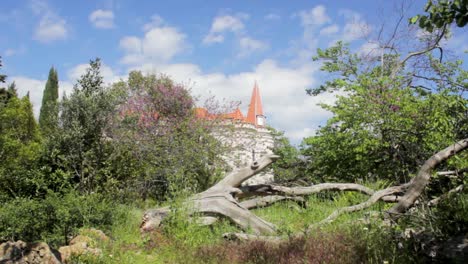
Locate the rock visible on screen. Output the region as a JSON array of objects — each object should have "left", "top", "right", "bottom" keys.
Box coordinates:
[
  {"left": 58, "top": 242, "right": 102, "bottom": 263},
  {"left": 0, "top": 240, "right": 62, "bottom": 264},
  {"left": 75, "top": 228, "right": 109, "bottom": 243},
  {"left": 58, "top": 229, "right": 108, "bottom": 263},
  {"left": 0, "top": 229, "right": 108, "bottom": 264}
]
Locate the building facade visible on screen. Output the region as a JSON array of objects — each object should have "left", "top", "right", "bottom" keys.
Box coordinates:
[{"left": 196, "top": 82, "right": 275, "bottom": 185}]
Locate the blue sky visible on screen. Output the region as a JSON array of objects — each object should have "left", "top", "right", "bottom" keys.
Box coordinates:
[{"left": 1, "top": 0, "right": 467, "bottom": 144}]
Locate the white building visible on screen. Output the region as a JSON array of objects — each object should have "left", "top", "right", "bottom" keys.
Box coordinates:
[{"left": 196, "top": 82, "right": 275, "bottom": 185}]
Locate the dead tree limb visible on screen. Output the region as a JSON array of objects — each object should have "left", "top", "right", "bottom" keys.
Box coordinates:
[
  {"left": 141, "top": 138, "right": 468, "bottom": 240},
  {"left": 428, "top": 185, "right": 464, "bottom": 207},
  {"left": 240, "top": 195, "right": 306, "bottom": 210},
  {"left": 387, "top": 138, "right": 468, "bottom": 218},
  {"left": 316, "top": 185, "right": 407, "bottom": 226},
  {"left": 141, "top": 154, "right": 281, "bottom": 234}
]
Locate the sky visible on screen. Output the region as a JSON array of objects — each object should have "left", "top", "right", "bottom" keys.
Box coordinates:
[{"left": 1, "top": 0, "right": 467, "bottom": 144}]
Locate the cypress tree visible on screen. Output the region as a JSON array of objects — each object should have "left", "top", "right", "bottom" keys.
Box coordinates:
[
  {"left": 0, "top": 56, "right": 6, "bottom": 84},
  {"left": 39, "top": 67, "right": 59, "bottom": 133}
]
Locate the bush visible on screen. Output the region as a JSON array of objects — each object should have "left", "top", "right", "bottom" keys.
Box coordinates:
[{"left": 0, "top": 191, "right": 125, "bottom": 247}]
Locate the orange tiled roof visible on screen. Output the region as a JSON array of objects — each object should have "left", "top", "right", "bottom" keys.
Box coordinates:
[
  {"left": 224, "top": 108, "right": 245, "bottom": 121},
  {"left": 195, "top": 82, "right": 265, "bottom": 126}
]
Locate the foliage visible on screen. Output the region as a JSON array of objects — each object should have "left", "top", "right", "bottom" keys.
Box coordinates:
[
  {"left": 111, "top": 71, "right": 226, "bottom": 200},
  {"left": 66, "top": 188, "right": 414, "bottom": 263},
  {"left": 302, "top": 40, "right": 467, "bottom": 183},
  {"left": 39, "top": 67, "right": 59, "bottom": 134},
  {"left": 53, "top": 58, "right": 118, "bottom": 194},
  {"left": 0, "top": 94, "right": 43, "bottom": 200},
  {"left": 410, "top": 0, "right": 468, "bottom": 31},
  {"left": 0, "top": 56, "right": 6, "bottom": 84},
  {"left": 0, "top": 191, "right": 125, "bottom": 247},
  {"left": 268, "top": 127, "right": 304, "bottom": 182}
]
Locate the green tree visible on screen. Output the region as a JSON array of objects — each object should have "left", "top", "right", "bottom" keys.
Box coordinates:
[
  {"left": 268, "top": 127, "right": 304, "bottom": 183},
  {"left": 410, "top": 0, "right": 468, "bottom": 31},
  {"left": 112, "top": 71, "right": 226, "bottom": 200},
  {"left": 302, "top": 38, "right": 467, "bottom": 183},
  {"left": 0, "top": 93, "right": 42, "bottom": 200},
  {"left": 0, "top": 56, "right": 6, "bottom": 84},
  {"left": 39, "top": 67, "right": 59, "bottom": 134},
  {"left": 56, "top": 58, "right": 117, "bottom": 194}
]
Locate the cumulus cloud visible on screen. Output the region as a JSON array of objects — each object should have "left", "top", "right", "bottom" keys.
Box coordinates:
[
  {"left": 358, "top": 42, "right": 381, "bottom": 58},
  {"left": 130, "top": 59, "right": 336, "bottom": 143},
  {"left": 119, "top": 18, "right": 187, "bottom": 65},
  {"left": 298, "top": 5, "right": 330, "bottom": 27},
  {"left": 320, "top": 24, "right": 339, "bottom": 35},
  {"left": 142, "top": 15, "right": 164, "bottom": 31},
  {"left": 89, "top": 9, "right": 114, "bottom": 29},
  {"left": 238, "top": 37, "right": 268, "bottom": 57},
  {"left": 203, "top": 14, "right": 247, "bottom": 44},
  {"left": 30, "top": 0, "right": 68, "bottom": 43},
  {"left": 339, "top": 9, "right": 372, "bottom": 42},
  {"left": 120, "top": 27, "right": 186, "bottom": 65}
]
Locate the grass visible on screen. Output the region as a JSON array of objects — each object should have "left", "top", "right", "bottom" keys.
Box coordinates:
[{"left": 71, "top": 191, "right": 403, "bottom": 263}]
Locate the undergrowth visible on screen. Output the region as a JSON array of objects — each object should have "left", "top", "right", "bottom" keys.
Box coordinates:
[{"left": 73, "top": 190, "right": 414, "bottom": 263}]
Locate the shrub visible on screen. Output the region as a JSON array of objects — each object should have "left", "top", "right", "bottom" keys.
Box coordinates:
[{"left": 0, "top": 191, "right": 125, "bottom": 247}]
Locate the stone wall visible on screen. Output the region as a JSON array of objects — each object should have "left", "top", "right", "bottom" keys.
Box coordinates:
[{"left": 212, "top": 122, "right": 275, "bottom": 185}]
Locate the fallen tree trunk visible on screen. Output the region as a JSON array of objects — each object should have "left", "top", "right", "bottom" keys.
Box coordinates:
[
  {"left": 141, "top": 154, "right": 281, "bottom": 234},
  {"left": 387, "top": 138, "right": 468, "bottom": 219},
  {"left": 141, "top": 138, "right": 468, "bottom": 239},
  {"left": 141, "top": 156, "right": 401, "bottom": 235}
]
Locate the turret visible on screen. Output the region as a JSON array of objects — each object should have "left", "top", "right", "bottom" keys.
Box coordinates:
[{"left": 246, "top": 81, "right": 266, "bottom": 127}]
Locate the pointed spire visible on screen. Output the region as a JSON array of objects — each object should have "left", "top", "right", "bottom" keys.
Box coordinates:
[{"left": 246, "top": 81, "right": 265, "bottom": 127}]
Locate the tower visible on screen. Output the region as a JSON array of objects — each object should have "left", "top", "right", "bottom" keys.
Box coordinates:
[{"left": 245, "top": 81, "right": 266, "bottom": 127}]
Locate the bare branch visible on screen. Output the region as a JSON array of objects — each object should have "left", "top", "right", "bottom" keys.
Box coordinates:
[
  {"left": 213, "top": 154, "right": 280, "bottom": 188},
  {"left": 240, "top": 195, "right": 306, "bottom": 210},
  {"left": 388, "top": 138, "right": 468, "bottom": 218},
  {"left": 428, "top": 185, "right": 464, "bottom": 207},
  {"left": 238, "top": 183, "right": 375, "bottom": 198},
  {"left": 315, "top": 185, "right": 407, "bottom": 226}
]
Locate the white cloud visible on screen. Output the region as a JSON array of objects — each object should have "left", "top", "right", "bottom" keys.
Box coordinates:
[
  {"left": 339, "top": 10, "right": 371, "bottom": 42},
  {"left": 119, "top": 36, "right": 142, "bottom": 53},
  {"left": 203, "top": 14, "right": 247, "bottom": 44},
  {"left": 320, "top": 24, "right": 339, "bottom": 35},
  {"left": 291, "top": 5, "right": 333, "bottom": 64},
  {"left": 142, "top": 27, "right": 186, "bottom": 61},
  {"left": 358, "top": 42, "right": 380, "bottom": 58},
  {"left": 119, "top": 26, "right": 186, "bottom": 65},
  {"left": 130, "top": 59, "right": 336, "bottom": 144},
  {"left": 203, "top": 34, "right": 224, "bottom": 44},
  {"left": 89, "top": 9, "right": 115, "bottom": 29},
  {"left": 211, "top": 14, "right": 245, "bottom": 32},
  {"left": 34, "top": 16, "right": 68, "bottom": 43},
  {"left": 298, "top": 5, "right": 330, "bottom": 27},
  {"left": 30, "top": 0, "right": 68, "bottom": 43},
  {"left": 143, "top": 15, "right": 164, "bottom": 31},
  {"left": 4, "top": 45, "right": 27, "bottom": 57},
  {"left": 239, "top": 37, "right": 268, "bottom": 57}
]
